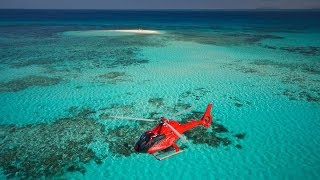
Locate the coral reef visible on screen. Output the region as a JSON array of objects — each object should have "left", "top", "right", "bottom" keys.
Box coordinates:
[
  {"left": 234, "top": 133, "right": 246, "bottom": 139},
  {"left": 280, "top": 46, "right": 320, "bottom": 56},
  {"left": 259, "top": 44, "right": 320, "bottom": 56},
  {"left": 0, "top": 102, "right": 246, "bottom": 178},
  {"left": 98, "top": 72, "right": 126, "bottom": 79},
  {"left": 223, "top": 59, "right": 320, "bottom": 104},
  {"left": 2, "top": 29, "right": 170, "bottom": 82},
  {"left": 282, "top": 89, "right": 320, "bottom": 102},
  {"left": 0, "top": 108, "right": 106, "bottom": 179},
  {"left": 104, "top": 123, "right": 154, "bottom": 157},
  {"left": 179, "top": 88, "right": 210, "bottom": 101},
  {"left": 170, "top": 32, "right": 283, "bottom": 46},
  {"left": 99, "top": 104, "right": 136, "bottom": 118},
  {"left": 148, "top": 98, "right": 165, "bottom": 108},
  {"left": 180, "top": 111, "right": 244, "bottom": 148},
  {"left": 0, "top": 75, "right": 62, "bottom": 93},
  {"left": 97, "top": 72, "right": 131, "bottom": 84},
  {"left": 184, "top": 126, "right": 232, "bottom": 147},
  {"left": 11, "top": 58, "right": 60, "bottom": 68},
  {"left": 228, "top": 97, "right": 252, "bottom": 108}
]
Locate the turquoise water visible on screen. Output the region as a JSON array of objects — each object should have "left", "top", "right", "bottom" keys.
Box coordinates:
[{"left": 0, "top": 10, "right": 320, "bottom": 179}]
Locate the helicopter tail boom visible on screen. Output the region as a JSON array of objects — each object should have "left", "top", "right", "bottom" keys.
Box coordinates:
[
  {"left": 179, "top": 103, "right": 213, "bottom": 133},
  {"left": 200, "top": 103, "right": 213, "bottom": 128}
]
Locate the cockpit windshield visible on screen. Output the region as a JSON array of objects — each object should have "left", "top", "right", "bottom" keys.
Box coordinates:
[{"left": 134, "top": 132, "right": 165, "bottom": 152}]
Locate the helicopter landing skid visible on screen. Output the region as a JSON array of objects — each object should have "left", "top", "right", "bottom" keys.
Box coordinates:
[{"left": 152, "top": 150, "right": 183, "bottom": 161}]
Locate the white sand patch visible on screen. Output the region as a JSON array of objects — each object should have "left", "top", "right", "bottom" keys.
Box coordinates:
[
  {"left": 108, "top": 29, "right": 161, "bottom": 34},
  {"left": 63, "top": 29, "right": 162, "bottom": 37}
]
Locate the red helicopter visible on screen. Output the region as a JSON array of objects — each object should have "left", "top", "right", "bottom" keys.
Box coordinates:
[{"left": 110, "top": 104, "right": 213, "bottom": 160}]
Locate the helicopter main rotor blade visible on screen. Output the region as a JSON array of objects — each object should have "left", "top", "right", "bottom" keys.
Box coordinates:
[
  {"left": 108, "top": 116, "right": 158, "bottom": 122},
  {"left": 172, "top": 104, "right": 196, "bottom": 118},
  {"left": 164, "top": 122, "right": 188, "bottom": 143}
]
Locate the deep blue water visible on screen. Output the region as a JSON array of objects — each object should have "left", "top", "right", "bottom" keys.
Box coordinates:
[{"left": 1, "top": 10, "right": 320, "bottom": 29}]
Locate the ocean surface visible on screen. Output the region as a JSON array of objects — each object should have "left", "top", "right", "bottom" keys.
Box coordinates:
[{"left": 0, "top": 10, "right": 320, "bottom": 179}]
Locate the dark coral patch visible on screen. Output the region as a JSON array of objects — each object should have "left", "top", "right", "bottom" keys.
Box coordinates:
[
  {"left": 259, "top": 44, "right": 320, "bottom": 56},
  {"left": 179, "top": 111, "right": 243, "bottom": 148},
  {"left": 280, "top": 46, "right": 320, "bottom": 56},
  {"left": 173, "top": 103, "right": 193, "bottom": 113},
  {"left": 106, "top": 33, "right": 167, "bottom": 48},
  {"left": 97, "top": 72, "right": 131, "bottom": 84},
  {"left": 99, "top": 72, "right": 126, "bottom": 79},
  {"left": 99, "top": 113, "right": 111, "bottom": 119},
  {"left": 148, "top": 98, "right": 165, "bottom": 108},
  {"left": 179, "top": 88, "right": 209, "bottom": 101},
  {"left": 105, "top": 126, "right": 139, "bottom": 157},
  {"left": 282, "top": 89, "right": 299, "bottom": 101},
  {"left": 228, "top": 97, "right": 251, "bottom": 108},
  {"left": 241, "top": 67, "right": 259, "bottom": 74},
  {"left": 68, "top": 106, "right": 96, "bottom": 118},
  {"left": 250, "top": 59, "right": 320, "bottom": 76},
  {"left": 3, "top": 35, "right": 156, "bottom": 78},
  {"left": 182, "top": 113, "right": 232, "bottom": 147},
  {"left": 298, "top": 91, "right": 320, "bottom": 102},
  {"left": 0, "top": 108, "right": 106, "bottom": 179},
  {"left": 99, "top": 104, "right": 135, "bottom": 117},
  {"left": 104, "top": 122, "right": 156, "bottom": 157},
  {"left": 184, "top": 126, "right": 232, "bottom": 147},
  {"left": 300, "top": 64, "right": 320, "bottom": 75},
  {"left": 225, "top": 59, "right": 320, "bottom": 104},
  {"left": 106, "top": 48, "right": 149, "bottom": 68},
  {"left": 234, "top": 133, "right": 246, "bottom": 139},
  {"left": 234, "top": 103, "right": 243, "bottom": 107},
  {"left": 259, "top": 44, "right": 277, "bottom": 50},
  {"left": 180, "top": 111, "right": 204, "bottom": 123},
  {"left": 170, "top": 32, "right": 283, "bottom": 46},
  {"left": 281, "top": 86, "right": 320, "bottom": 103},
  {"left": 11, "top": 58, "right": 60, "bottom": 68},
  {"left": 0, "top": 75, "right": 62, "bottom": 93},
  {"left": 213, "top": 123, "right": 229, "bottom": 133},
  {"left": 222, "top": 61, "right": 262, "bottom": 75},
  {"left": 148, "top": 111, "right": 162, "bottom": 119}
]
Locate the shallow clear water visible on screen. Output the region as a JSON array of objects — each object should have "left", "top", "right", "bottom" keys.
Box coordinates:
[{"left": 0, "top": 10, "right": 320, "bottom": 179}]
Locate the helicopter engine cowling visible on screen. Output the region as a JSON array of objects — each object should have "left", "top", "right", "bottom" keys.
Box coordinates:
[{"left": 134, "top": 132, "right": 165, "bottom": 153}]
